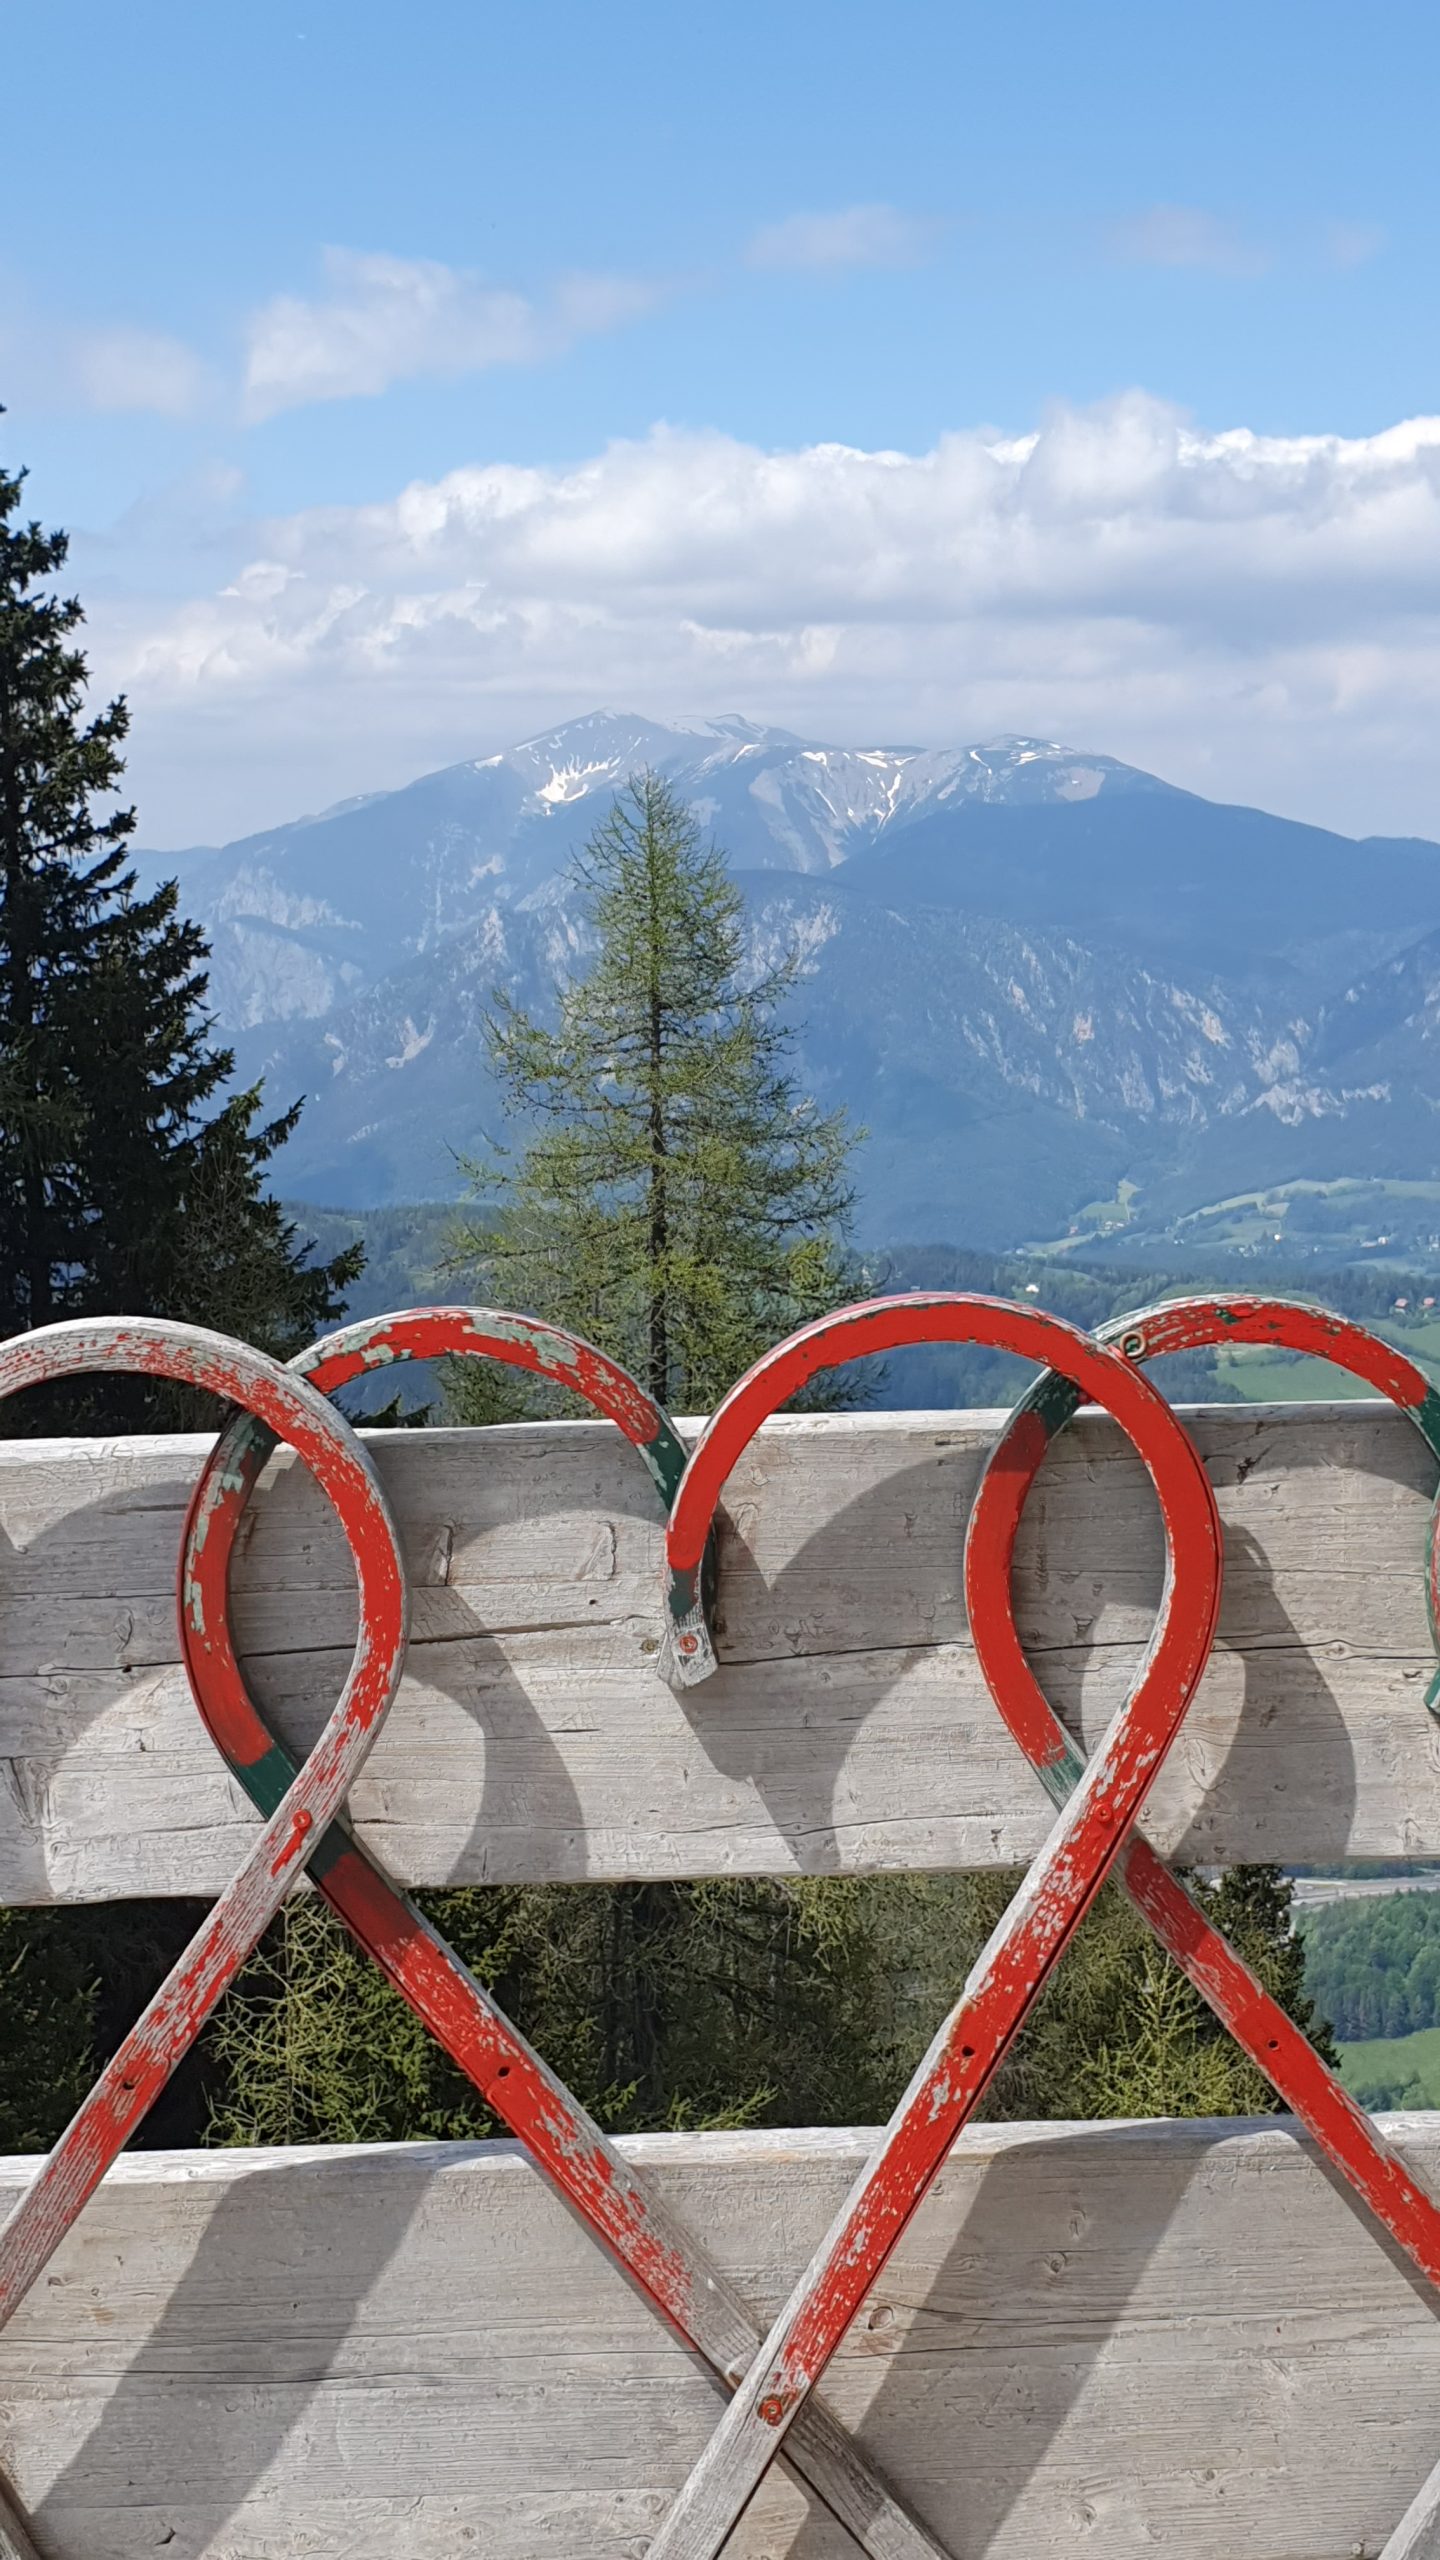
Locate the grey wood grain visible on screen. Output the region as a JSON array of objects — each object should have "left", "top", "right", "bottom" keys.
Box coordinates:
[
  {"left": 0, "top": 1402, "right": 1435, "bottom": 1901},
  {"left": 0, "top": 2480, "right": 45, "bottom": 2560},
  {"left": 4, "top": 2114, "right": 1440, "bottom": 2558}
]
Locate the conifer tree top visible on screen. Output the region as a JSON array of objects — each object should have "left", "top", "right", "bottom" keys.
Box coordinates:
[
  {"left": 0, "top": 424, "right": 358, "bottom": 1408},
  {"left": 452, "top": 770, "right": 861, "bottom": 1413}
]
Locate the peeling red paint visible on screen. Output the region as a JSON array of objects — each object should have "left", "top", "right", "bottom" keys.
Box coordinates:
[
  {"left": 968, "top": 1290, "right": 1440, "bottom": 2295},
  {"left": 649, "top": 1290, "right": 1223, "bottom": 2556},
  {"left": 165, "top": 1306, "right": 931, "bottom": 2558},
  {"left": 9, "top": 1290, "right": 1433, "bottom": 2560},
  {"left": 0, "top": 1316, "right": 409, "bottom": 2339}
]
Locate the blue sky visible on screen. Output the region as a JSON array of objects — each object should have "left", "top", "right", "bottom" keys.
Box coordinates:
[{"left": 5, "top": 0, "right": 1440, "bottom": 843}]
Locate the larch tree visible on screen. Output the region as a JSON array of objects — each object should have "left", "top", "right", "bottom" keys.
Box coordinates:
[{"left": 449, "top": 771, "right": 859, "bottom": 1415}]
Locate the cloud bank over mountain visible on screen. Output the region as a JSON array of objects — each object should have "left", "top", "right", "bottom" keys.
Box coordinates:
[{"left": 94, "top": 395, "right": 1440, "bottom": 845}]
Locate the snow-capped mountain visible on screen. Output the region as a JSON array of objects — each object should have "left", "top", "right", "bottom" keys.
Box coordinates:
[
  {"left": 140, "top": 710, "right": 1440, "bottom": 1244},
  {"left": 146, "top": 712, "right": 1173, "bottom": 1031}
]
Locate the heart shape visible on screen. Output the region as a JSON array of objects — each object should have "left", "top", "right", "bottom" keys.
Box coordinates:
[
  {"left": 0, "top": 1317, "right": 407, "bottom": 2336},
  {"left": 176, "top": 1305, "right": 949, "bottom": 2560},
  {"left": 1, "top": 1293, "right": 1398, "bottom": 2558},
  {"left": 651, "top": 1290, "right": 1223, "bottom": 2559},
  {"left": 965, "top": 1292, "right": 1440, "bottom": 2292}
]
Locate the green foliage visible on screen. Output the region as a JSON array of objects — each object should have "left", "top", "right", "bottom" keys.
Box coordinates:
[
  {"left": 448, "top": 774, "right": 861, "bottom": 1413},
  {"left": 1072, "top": 1866, "right": 1339, "bottom": 2118},
  {"left": 0, "top": 1910, "right": 98, "bottom": 2149},
  {"left": 905, "top": 1864, "right": 1337, "bottom": 2124},
  {"left": 0, "top": 1862, "right": 1335, "bottom": 2158},
  {"left": 0, "top": 1900, "right": 227, "bottom": 2152},
  {"left": 1339, "top": 2023, "right": 1440, "bottom": 2111},
  {"left": 207, "top": 1877, "right": 926, "bottom": 2145},
  {"left": 282, "top": 1200, "right": 457, "bottom": 1328},
  {"left": 203, "top": 1863, "right": 1335, "bottom": 2148},
  {"left": 207, "top": 1894, "right": 508, "bottom": 2148},
  {"left": 1076, "top": 1946, "right": 1252, "bottom": 2118},
  {"left": 1299, "top": 1889, "right": 1440, "bottom": 2042},
  {"left": 0, "top": 435, "right": 362, "bottom": 2134}
]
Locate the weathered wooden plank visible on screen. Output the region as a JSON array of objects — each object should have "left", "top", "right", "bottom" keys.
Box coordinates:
[
  {"left": 0, "top": 2481, "right": 43, "bottom": 2560},
  {"left": 0, "top": 1403, "right": 1437, "bottom": 1901},
  {"left": 3, "top": 2114, "right": 1440, "bottom": 2558}
]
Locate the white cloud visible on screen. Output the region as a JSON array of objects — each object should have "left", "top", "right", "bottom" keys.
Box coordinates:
[
  {"left": 91, "top": 396, "right": 1440, "bottom": 845},
  {"left": 0, "top": 315, "right": 211, "bottom": 416},
  {"left": 243, "top": 249, "right": 659, "bottom": 420},
  {"left": 746, "top": 205, "right": 941, "bottom": 272},
  {"left": 1107, "top": 205, "right": 1270, "bottom": 276}
]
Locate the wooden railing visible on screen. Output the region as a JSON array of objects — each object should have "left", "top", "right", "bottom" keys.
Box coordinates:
[{"left": 1, "top": 1392, "right": 1438, "bottom": 2555}]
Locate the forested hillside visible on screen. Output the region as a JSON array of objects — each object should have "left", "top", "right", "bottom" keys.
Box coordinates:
[
  {"left": 1301, "top": 1893, "right": 1440, "bottom": 2043},
  {"left": 293, "top": 1203, "right": 1440, "bottom": 1414}
]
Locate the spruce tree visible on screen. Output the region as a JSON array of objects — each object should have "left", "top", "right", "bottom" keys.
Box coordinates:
[
  {"left": 450, "top": 772, "right": 859, "bottom": 1413},
  {"left": 0, "top": 428, "right": 363, "bottom": 2144},
  {"left": 0, "top": 426, "right": 357, "bottom": 1430}
]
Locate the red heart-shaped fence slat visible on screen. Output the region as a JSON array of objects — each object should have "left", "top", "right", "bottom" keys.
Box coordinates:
[
  {"left": 2, "top": 1290, "right": 1437, "bottom": 2560},
  {"left": 174, "top": 1307, "right": 946, "bottom": 2560},
  {"left": 966, "top": 1296, "right": 1440, "bottom": 2285},
  {"left": 0, "top": 1318, "right": 408, "bottom": 2331},
  {"left": 650, "top": 1292, "right": 1224, "bottom": 2558}
]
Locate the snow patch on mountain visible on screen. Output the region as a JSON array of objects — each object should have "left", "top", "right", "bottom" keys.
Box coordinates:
[{"left": 142, "top": 711, "right": 1169, "bottom": 1033}]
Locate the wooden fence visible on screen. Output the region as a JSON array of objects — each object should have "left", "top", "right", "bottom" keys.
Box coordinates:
[{"left": 2, "top": 1399, "right": 1439, "bottom": 2556}]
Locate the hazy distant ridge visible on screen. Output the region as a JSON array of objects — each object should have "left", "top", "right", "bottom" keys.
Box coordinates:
[{"left": 139, "top": 712, "right": 1440, "bottom": 1243}]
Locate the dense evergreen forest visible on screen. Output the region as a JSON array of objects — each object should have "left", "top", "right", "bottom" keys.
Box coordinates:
[{"left": 1300, "top": 1892, "right": 1440, "bottom": 2042}]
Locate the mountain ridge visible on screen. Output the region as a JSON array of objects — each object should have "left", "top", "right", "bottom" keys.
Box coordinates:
[{"left": 138, "top": 710, "right": 1440, "bottom": 1246}]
